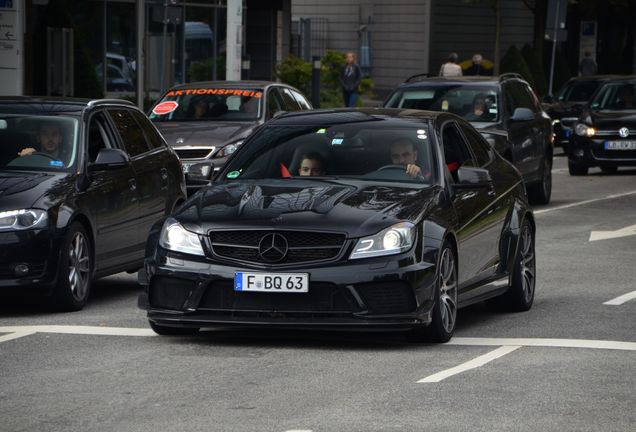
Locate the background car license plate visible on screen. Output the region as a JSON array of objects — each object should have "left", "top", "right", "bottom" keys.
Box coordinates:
[
  {"left": 234, "top": 272, "right": 309, "bottom": 293},
  {"left": 605, "top": 140, "right": 636, "bottom": 150}
]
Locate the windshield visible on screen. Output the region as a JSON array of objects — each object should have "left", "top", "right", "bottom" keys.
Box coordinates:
[
  {"left": 149, "top": 87, "right": 263, "bottom": 122},
  {"left": 386, "top": 86, "right": 499, "bottom": 122},
  {"left": 556, "top": 80, "right": 601, "bottom": 102},
  {"left": 590, "top": 82, "right": 636, "bottom": 111},
  {"left": 221, "top": 122, "right": 436, "bottom": 185},
  {"left": 0, "top": 114, "right": 79, "bottom": 172}
]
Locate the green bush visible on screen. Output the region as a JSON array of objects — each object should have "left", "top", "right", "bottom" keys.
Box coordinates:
[
  {"left": 500, "top": 45, "right": 535, "bottom": 87},
  {"left": 521, "top": 44, "right": 547, "bottom": 97},
  {"left": 275, "top": 51, "right": 375, "bottom": 108},
  {"left": 187, "top": 54, "right": 226, "bottom": 82}
]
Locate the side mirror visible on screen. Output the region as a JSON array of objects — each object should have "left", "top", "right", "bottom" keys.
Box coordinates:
[
  {"left": 187, "top": 161, "right": 215, "bottom": 185},
  {"left": 510, "top": 107, "right": 534, "bottom": 122},
  {"left": 89, "top": 148, "right": 130, "bottom": 170},
  {"left": 456, "top": 166, "right": 492, "bottom": 188}
]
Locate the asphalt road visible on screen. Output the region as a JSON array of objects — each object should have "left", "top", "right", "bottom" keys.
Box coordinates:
[{"left": 1, "top": 153, "right": 635, "bottom": 432}]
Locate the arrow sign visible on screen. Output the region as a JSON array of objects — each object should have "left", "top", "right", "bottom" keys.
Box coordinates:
[{"left": 589, "top": 224, "right": 636, "bottom": 242}]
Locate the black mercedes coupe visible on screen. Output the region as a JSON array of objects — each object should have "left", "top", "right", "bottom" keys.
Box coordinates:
[{"left": 139, "top": 108, "right": 536, "bottom": 342}]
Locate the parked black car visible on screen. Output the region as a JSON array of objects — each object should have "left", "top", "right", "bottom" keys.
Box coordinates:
[
  {"left": 139, "top": 108, "right": 536, "bottom": 342},
  {"left": 383, "top": 74, "right": 553, "bottom": 204},
  {"left": 148, "top": 81, "right": 312, "bottom": 193},
  {"left": 568, "top": 77, "right": 636, "bottom": 175},
  {"left": 0, "top": 97, "right": 186, "bottom": 310},
  {"left": 544, "top": 75, "right": 619, "bottom": 150}
]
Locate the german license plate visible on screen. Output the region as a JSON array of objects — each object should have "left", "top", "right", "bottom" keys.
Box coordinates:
[
  {"left": 181, "top": 162, "right": 192, "bottom": 173},
  {"left": 605, "top": 140, "right": 636, "bottom": 150},
  {"left": 234, "top": 272, "right": 309, "bottom": 293}
]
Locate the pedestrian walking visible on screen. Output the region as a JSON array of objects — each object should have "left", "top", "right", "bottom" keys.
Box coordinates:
[
  {"left": 439, "top": 52, "right": 463, "bottom": 77},
  {"left": 579, "top": 50, "right": 597, "bottom": 76},
  {"left": 339, "top": 52, "right": 362, "bottom": 107},
  {"left": 464, "top": 53, "right": 492, "bottom": 76}
]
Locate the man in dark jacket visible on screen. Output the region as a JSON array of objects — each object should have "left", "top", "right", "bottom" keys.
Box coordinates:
[
  {"left": 464, "top": 54, "right": 493, "bottom": 76},
  {"left": 339, "top": 52, "right": 362, "bottom": 107}
]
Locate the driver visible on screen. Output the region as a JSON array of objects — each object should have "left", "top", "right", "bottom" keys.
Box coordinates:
[
  {"left": 18, "top": 121, "right": 66, "bottom": 161},
  {"left": 389, "top": 138, "right": 423, "bottom": 179},
  {"left": 298, "top": 152, "right": 326, "bottom": 177}
]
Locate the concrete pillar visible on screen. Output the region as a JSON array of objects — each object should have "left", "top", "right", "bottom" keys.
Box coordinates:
[{"left": 226, "top": 0, "right": 242, "bottom": 81}]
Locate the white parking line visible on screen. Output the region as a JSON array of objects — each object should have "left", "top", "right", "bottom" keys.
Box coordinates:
[
  {"left": 534, "top": 189, "right": 636, "bottom": 215},
  {"left": 0, "top": 330, "right": 37, "bottom": 344},
  {"left": 417, "top": 345, "right": 521, "bottom": 383},
  {"left": 448, "top": 337, "right": 636, "bottom": 351},
  {"left": 603, "top": 290, "right": 636, "bottom": 306}
]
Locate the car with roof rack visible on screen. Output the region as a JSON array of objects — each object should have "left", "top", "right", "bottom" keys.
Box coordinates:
[
  {"left": 383, "top": 73, "right": 553, "bottom": 204},
  {"left": 148, "top": 81, "right": 312, "bottom": 193},
  {"left": 0, "top": 97, "right": 186, "bottom": 311}
]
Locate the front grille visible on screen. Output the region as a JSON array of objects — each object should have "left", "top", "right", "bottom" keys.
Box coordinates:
[
  {"left": 594, "top": 129, "right": 636, "bottom": 137},
  {"left": 199, "top": 280, "right": 359, "bottom": 313},
  {"left": 174, "top": 147, "right": 215, "bottom": 159},
  {"left": 208, "top": 230, "right": 346, "bottom": 265}
]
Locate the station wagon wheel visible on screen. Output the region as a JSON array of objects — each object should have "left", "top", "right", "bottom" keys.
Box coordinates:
[
  {"left": 53, "top": 223, "right": 92, "bottom": 311},
  {"left": 409, "top": 241, "right": 457, "bottom": 343},
  {"left": 528, "top": 156, "right": 552, "bottom": 205}
]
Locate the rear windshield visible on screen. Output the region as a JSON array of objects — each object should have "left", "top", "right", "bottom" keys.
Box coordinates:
[
  {"left": 385, "top": 85, "right": 499, "bottom": 122},
  {"left": 0, "top": 114, "right": 79, "bottom": 172},
  {"left": 149, "top": 88, "right": 263, "bottom": 122}
]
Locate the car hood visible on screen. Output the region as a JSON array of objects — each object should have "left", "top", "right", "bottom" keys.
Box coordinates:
[
  {"left": 546, "top": 101, "right": 588, "bottom": 119},
  {"left": 0, "top": 171, "right": 72, "bottom": 211},
  {"left": 588, "top": 110, "right": 636, "bottom": 128},
  {"left": 154, "top": 120, "right": 256, "bottom": 148},
  {"left": 175, "top": 179, "right": 440, "bottom": 238}
]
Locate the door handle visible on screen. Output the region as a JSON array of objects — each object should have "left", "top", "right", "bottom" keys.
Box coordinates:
[{"left": 128, "top": 178, "right": 137, "bottom": 192}]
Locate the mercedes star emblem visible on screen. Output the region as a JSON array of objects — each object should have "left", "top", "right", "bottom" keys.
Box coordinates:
[
  {"left": 176, "top": 137, "right": 184, "bottom": 145},
  {"left": 619, "top": 127, "right": 630, "bottom": 138},
  {"left": 258, "top": 233, "right": 289, "bottom": 262}
]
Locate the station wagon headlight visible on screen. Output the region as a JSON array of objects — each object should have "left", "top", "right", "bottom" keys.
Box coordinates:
[
  {"left": 216, "top": 140, "right": 243, "bottom": 158},
  {"left": 0, "top": 209, "right": 48, "bottom": 231},
  {"left": 575, "top": 123, "right": 595, "bottom": 137},
  {"left": 159, "top": 218, "right": 205, "bottom": 256},
  {"left": 350, "top": 222, "right": 416, "bottom": 259}
]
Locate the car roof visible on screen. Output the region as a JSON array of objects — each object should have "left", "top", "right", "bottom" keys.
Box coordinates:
[
  {"left": 267, "top": 107, "right": 446, "bottom": 126},
  {"left": 0, "top": 97, "right": 136, "bottom": 113},
  {"left": 165, "top": 80, "right": 285, "bottom": 91},
  {"left": 565, "top": 75, "right": 636, "bottom": 82}
]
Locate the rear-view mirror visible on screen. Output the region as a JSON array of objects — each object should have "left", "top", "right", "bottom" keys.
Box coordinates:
[
  {"left": 187, "top": 161, "right": 215, "bottom": 185},
  {"left": 510, "top": 107, "right": 534, "bottom": 122},
  {"left": 89, "top": 148, "right": 130, "bottom": 170},
  {"left": 456, "top": 166, "right": 492, "bottom": 187}
]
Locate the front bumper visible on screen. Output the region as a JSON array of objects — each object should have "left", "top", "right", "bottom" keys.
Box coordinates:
[
  {"left": 0, "top": 229, "right": 61, "bottom": 292},
  {"left": 568, "top": 135, "right": 636, "bottom": 168},
  {"left": 140, "top": 247, "right": 437, "bottom": 330}
]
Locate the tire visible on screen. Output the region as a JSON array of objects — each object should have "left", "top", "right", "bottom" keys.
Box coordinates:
[
  {"left": 408, "top": 242, "right": 458, "bottom": 343},
  {"left": 600, "top": 166, "right": 618, "bottom": 174},
  {"left": 527, "top": 156, "right": 552, "bottom": 205},
  {"left": 149, "top": 321, "right": 200, "bottom": 336},
  {"left": 53, "top": 223, "right": 92, "bottom": 311},
  {"left": 568, "top": 160, "right": 588, "bottom": 176},
  {"left": 486, "top": 219, "right": 535, "bottom": 312}
]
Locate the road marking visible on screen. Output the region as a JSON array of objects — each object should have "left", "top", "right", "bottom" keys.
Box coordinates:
[
  {"left": 0, "top": 325, "right": 156, "bottom": 340},
  {"left": 448, "top": 337, "right": 636, "bottom": 351},
  {"left": 589, "top": 223, "right": 636, "bottom": 242},
  {"left": 418, "top": 345, "right": 521, "bottom": 383},
  {"left": 0, "top": 330, "right": 37, "bottom": 344},
  {"left": 534, "top": 189, "right": 636, "bottom": 215},
  {"left": 603, "top": 290, "right": 636, "bottom": 306}
]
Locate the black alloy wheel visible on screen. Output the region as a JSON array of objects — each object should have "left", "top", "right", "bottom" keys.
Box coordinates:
[
  {"left": 528, "top": 156, "right": 552, "bottom": 205},
  {"left": 54, "top": 223, "right": 92, "bottom": 311},
  {"left": 409, "top": 241, "right": 458, "bottom": 343},
  {"left": 568, "top": 160, "right": 589, "bottom": 176},
  {"left": 487, "top": 219, "right": 535, "bottom": 312},
  {"left": 149, "top": 321, "right": 200, "bottom": 336}
]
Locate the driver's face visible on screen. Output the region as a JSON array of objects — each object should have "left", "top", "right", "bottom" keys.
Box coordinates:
[
  {"left": 39, "top": 124, "right": 62, "bottom": 153},
  {"left": 299, "top": 158, "right": 325, "bottom": 176},
  {"left": 390, "top": 142, "right": 417, "bottom": 166}
]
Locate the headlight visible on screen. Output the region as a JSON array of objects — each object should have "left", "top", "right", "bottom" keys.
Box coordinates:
[
  {"left": 159, "top": 218, "right": 205, "bottom": 256},
  {"left": 216, "top": 140, "right": 243, "bottom": 158},
  {"left": 575, "top": 123, "right": 595, "bottom": 137},
  {"left": 0, "top": 209, "right": 48, "bottom": 231},
  {"left": 350, "top": 222, "right": 416, "bottom": 259}
]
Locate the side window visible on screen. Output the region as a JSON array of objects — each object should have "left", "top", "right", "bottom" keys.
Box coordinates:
[
  {"left": 525, "top": 85, "right": 542, "bottom": 112},
  {"left": 130, "top": 110, "right": 166, "bottom": 150},
  {"left": 511, "top": 82, "right": 534, "bottom": 110},
  {"left": 458, "top": 123, "right": 492, "bottom": 167},
  {"left": 87, "top": 112, "right": 113, "bottom": 163},
  {"left": 442, "top": 122, "right": 475, "bottom": 181},
  {"left": 279, "top": 88, "right": 302, "bottom": 111},
  {"left": 290, "top": 89, "right": 312, "bottom": 110},
  {"left": 107, "top": 109, "right": 150, "bottom": 157},
  {"left": 266, "top": 88, "right": 285, "bottom": 118}
]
